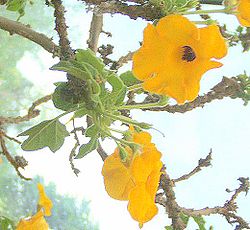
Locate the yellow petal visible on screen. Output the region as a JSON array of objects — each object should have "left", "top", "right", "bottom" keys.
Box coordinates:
[
  {"left": 132, "top": 131, "right": 152, "bottom": 146},
  {"left": 132, "top": 24, "right": 164, "bottom": 81},
  {"left": 102, "top": 149, "right": 135, "bottom": 200},
  {"left": 16, "top": 210, "right": 49, "bottom": 230},
  {"left": 132, "top": 15, "right": 227, "bottom": 104},
  {"left": 131, "top": 155, "right": 151, "bottom": 183},
  {"left": 156, "top": 14, "right": 199, "bottom": 44},
  {"left": 37, "top": 183, "right": 53, "bottom": 216},
  {"left": 193, "top": 25, "right": 228, "bottom": 59},
  {"left": 146, "top": 167, "right": 162, "bottom": 199},
  {"left": 237, "top": 0, "right": 250, "bottom": 27},
  {"left": 128, "top": 184, "right": 158, "bottom": 226}
]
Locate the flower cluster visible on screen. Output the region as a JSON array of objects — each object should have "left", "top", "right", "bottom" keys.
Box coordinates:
[
  {"left": 16, "top": 183, "right": 53, "bottom": 230},
  {"left": 133, "top": 14, "right": 227, "bottom": 104},
  {"left": 102, "top": 129, "right": 163, "bottom": 227}
]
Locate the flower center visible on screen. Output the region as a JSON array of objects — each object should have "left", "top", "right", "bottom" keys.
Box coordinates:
[{"left": 182, "top": 46, "right": 196, "bottom": 62}]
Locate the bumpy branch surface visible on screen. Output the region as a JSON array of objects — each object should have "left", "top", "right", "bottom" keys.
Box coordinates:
[
  {"left": 173, "top": 149, "right": 212, "bottom": 183},
  {"left": 51, "top": 0, "right": 74, "bottom": 59},
  {"left": 160, "top": 170, "right": 186, "bottom": 230},
  {"left": 0, "top": 94, "right": 52, "bottom": 125},
  {"left": 84, "top": 0, "right": 163, "bottom": 21},
  {"left": 143, "top": 77, "right": 243, "bottom": 113},
  {"left": 0, "top": 16, "right": 59, "bottom": 55},
  {"left": 157, "top": 167, "right": 250, "bottom": 229}
]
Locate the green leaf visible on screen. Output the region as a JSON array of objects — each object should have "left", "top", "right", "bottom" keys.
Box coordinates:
[
  {"left": 0, "top": 216, "right": 15, "bottom": 230},
  {"left": 75, "top": 137, "right": 98, "bottom": 159},
  {"left": 165, "top": 226, "right": 173, "bottom": 230},
  {"left": 85, "top": 124, "right": 99, "bottom": 138},
  {"left": 18, "top": 119, "right": 69, "bottom": 152},
  {"left": 52, "top": 82, "right": 78, "bottom": 111},
  {"left": 6, "top": 0, "right": 26, "bottom": 11},
  {"left": 50, "top": 61, "right": 91, "bottom": 81},
  {"left": 119, "top": 71, "right": 141, "bottom": 87},
  {"left": 76, "top": 49, "right": 105, "bottom": 74},
  {"left": 192, "top": 216, "right": 206, "bottom": 230},
  {"left": 107, "top": 73, "right": 127, "bottom": 105}
]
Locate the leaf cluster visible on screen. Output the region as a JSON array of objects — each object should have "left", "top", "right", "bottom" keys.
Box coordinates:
[{"left": 18, "top": 49, "right": 146, "bottom": 159}]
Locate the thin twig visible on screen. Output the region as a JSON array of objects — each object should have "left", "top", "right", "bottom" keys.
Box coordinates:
[
  {"left": 111, "top": 51, "right": 135, "bottom": 70},
  {"left": 173, "top": 149, "right": 212, "bottom": 183},
  {"left": 0, "top": 16, "right": 59, "bottom": 55},
  {"left": 0, "top": 131, "right": 21, "bottom": 144},
  {"left": 179, "top": 178, "right": 250, "bottom": 229},
  {"left": 0, "top": 133, "right": 31, "bottom": 180},
  {"left": 0, "top": 95, "right": 52, "bottom": 125}
]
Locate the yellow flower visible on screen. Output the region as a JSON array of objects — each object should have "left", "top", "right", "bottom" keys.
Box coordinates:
[
  {"left": 237, "top": 0, "right": 250, "bottom": 26},
  {"left": 132, "top": 14, "right": 227, "bottom": 104},
  {"left": 37, "top": 183, "right": 53, "bottom": 216},
  {"left": 102, "top": 130, "right": 163, "bottom": 226},
  {"left": 16, "top": 184, "right": 53, "bottom": 230},
  {"left": 16, "top": 209, "right": 49, "bottom": 230}
]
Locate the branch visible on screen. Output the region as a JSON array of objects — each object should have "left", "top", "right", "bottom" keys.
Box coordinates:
[
  {"left": 87, "top": 12, "right": 103, "bottom": 53},
  {"left": 157, "top": 165, "right": 250, "bottom": 229},
  {"left": 0, "top": 94, "right": 52, "bottom": 125},
  {"left": 173, "top": 149, "right": 212, "bottom": 183},
  {"left": 0, "top": 16, "right": 59, "bottom": 55},
  {"left": 160, "top": 169, "right": 187, "bottom": 230},
  {"left": 143, "top": 77, "right": 244, "bottom": 113},
  {"left": 111, "top": 51, "right": 134, "bottom": 70},
  {"left": 83, "top": 0, "right": 163, "bottom": 21},
  {"left": 51, "top": 0, "right": 74, "bottom": 59},
  {"left": 0, "top": 130, "right": 31, "bottom": 180},
  {"left": 179, "top": 178, "right": 250, "bottom": 229}
]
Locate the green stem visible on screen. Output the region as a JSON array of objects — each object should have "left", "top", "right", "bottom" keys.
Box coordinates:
[
  {"left": 109, "top": 127, "right": 126, "bottom": 135},
  {"left": 104, "top": 112, "right": 151, "bottom": 129},
  {"left": 181, "top": 8, "right": 233, "bottom": 15},
  {"left": 118, "top": 101, "right": 167, "bottom": 110},
  {"left": 127, "top": 83, "right": 143, "bottom": 91},
  {"left": 55, "top": 107, "right": 79, "bottom": 120},
  {"left": 192, "top": 20, "right": 216, "bottom": 25},
  {"left": 103, "top": 130, "right": 135, "bottom": 146}
]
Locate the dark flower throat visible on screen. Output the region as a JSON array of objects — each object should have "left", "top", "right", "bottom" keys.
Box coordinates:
[{"left": 182, "top": 46, "right": 196, "bottom": 62}]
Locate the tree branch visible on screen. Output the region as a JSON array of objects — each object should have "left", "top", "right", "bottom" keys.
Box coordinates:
[
  {"left": 173, "top": 149, "right": 212, "bottom": 183},
  {"left": 85, "top": 0, "right": 163, "bottom": 21},
  {"left": 179, "top": 178, "right": 250, "bottom": 229},
  {"left": 0, "top": 94, "right": 52, "bottom": 125},
  {"left": 0, "top": 16, "right": 59, "bottom": 55},
  {"left": 51, "top": 0, "right": 74, "bottom": 59},
  {"left": 0, "top": 130, "right": 30, "bottom": 180},
  {"left": 87, "top": 12, "right": 103, "bottom": 53},
  {"left": 143, "top": 77, "right": 244, "bottom": 113}
]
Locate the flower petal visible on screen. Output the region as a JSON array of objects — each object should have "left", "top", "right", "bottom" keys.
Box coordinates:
[
  {"left": 237, "top": 0, "right": 250, "bottom": 27},
  {"left": 156, "top": 14, "right": 199, "bottom": 44},
  {"left": 16, "top": 210, "right": 49, "bottom": 230},
  {"left": 37, "top": 183, "right": 53, "bottom": 216},
  {"left": 193, "top": 25, "right": 228, "bottom": 59},
  {"left": 132, "top": 24, "right": 164, "bottom": 81},
  {"left": 128, "top": 184, "right": 158, "bottom": 226},
  {"left": 102, "top": 149, "right": 135, "bottom": 200}
]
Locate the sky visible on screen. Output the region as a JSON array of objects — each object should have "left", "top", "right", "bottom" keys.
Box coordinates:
[{"left": 13, "top": 1, "right": 250, "bottom": 230}]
